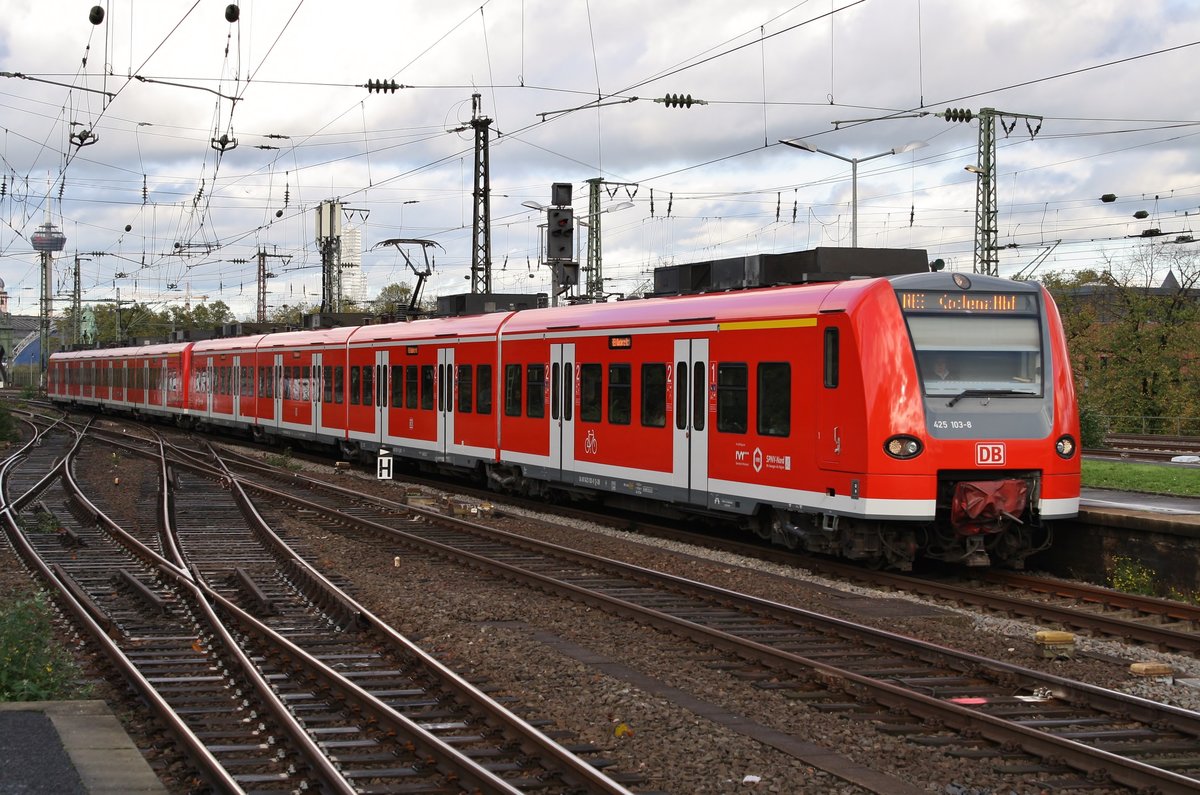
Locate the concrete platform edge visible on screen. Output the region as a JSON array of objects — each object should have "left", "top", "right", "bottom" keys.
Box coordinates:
[{"left": 0, "top": 700, "right": 166, "bottom": 794}]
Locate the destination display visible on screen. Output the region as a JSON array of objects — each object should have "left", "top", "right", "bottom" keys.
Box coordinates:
[{"left": 898, "top": 290, "right": 1038, "bottom": 314}]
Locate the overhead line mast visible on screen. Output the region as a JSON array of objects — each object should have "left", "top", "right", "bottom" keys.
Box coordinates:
[
  {"left": 469, "top": 93, "right": 493, "bottom": 295},
  {"left": 942, "top": 107, "right": 1043, "bottom": 277}
]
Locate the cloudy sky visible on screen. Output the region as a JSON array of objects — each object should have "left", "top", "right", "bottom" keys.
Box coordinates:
[{"left": 1, "top": 0, "right": 1198, "bottom": 320}]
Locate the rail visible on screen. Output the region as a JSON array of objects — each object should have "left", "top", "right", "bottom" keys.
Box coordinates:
[{"left": 1099, "top": 414, "right": 1200, "bottom": 436}]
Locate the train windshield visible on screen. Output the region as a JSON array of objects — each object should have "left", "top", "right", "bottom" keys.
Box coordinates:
[{"left": 903, "top": 311, "right": 1043, "bottom": 398}]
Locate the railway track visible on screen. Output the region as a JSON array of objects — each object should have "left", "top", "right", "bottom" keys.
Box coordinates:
[
  {"left": 21, "top": 413, "right": 1200, "bottom": 792},
  {"left": 2, "top": 417, "right": 642, "bottom": 794},
  {"left": 1086, "top": 433, "right": 1200, "bottom": 462},
  {"left": 148, "top": 440, "right": 1200, "bottom": 794},
  {"left": 278, "top": 447, "right": 1200, "bottom": 660}
]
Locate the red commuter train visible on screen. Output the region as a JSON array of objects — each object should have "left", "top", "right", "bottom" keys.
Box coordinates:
[{"left": 48, "top": 269, "right": 1080, "bottom": 570}]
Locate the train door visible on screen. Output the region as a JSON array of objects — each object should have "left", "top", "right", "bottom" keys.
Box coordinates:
[
  {"left": 272, "top": 353, "right": 284, "bottom": 425},
  {"left": 312, "top": 352, "right": 323, "bottom": 431},
  {"left": 437, "top": 347, "right": 454, "bottom": 461},
  {"left": 201, "top": 358, "right": 214, "bottom": 416},
  {"left": 672, "top": 338, "right": 709, "bottom": 504},
  {"left": 549, "top": 343, "right": 575, "bottom": 479},
  {"left": 232, "top": 355, "right": 244, "bottom": 422},
  {"left": 374, "top": 349, "right": 389, "bottom": 445}
]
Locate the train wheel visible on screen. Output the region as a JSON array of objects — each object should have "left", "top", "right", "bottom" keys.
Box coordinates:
[
  {"left": 751, "top": 512, "right": 773, "bottom": 541},
  {"left": 767, "top": 510, "right": 799, "bottom": 549}
]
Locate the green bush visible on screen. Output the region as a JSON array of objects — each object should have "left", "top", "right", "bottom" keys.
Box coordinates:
[
  {"left": 1107, "top": 555, "right": 1158, "bottom": 597},
  {"left": 0, "top": 594, "right": 85, "bottom": 701},
  {"left": 1078, "top": 404, "right": 1107, "bottom": 448}
]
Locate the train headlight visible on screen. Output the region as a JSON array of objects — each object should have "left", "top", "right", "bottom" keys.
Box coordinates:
[
  {"left": 885, "top": 435, "right": 923, "bottom": 459},
  {"left": 1055, "top": 434, "right": 1076, "bottom": 459}
]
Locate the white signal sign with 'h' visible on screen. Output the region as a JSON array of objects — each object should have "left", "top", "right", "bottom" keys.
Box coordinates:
[{"left": 377, "top": 450, "right": 393, "bottom": 480}]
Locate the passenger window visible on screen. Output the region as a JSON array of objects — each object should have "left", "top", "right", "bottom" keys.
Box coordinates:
[
  {"left": 362, "top": 365, "right": 373, "bottom": 407},
  {"left": 420, "top": 365, "right": 434, "bottom": 410},
  {"left": 323, "top": 366, "right": 333, "bottom": 403},
  {"left": 717, "top": 363, "right": 747, "bottom": 433},
  {"left": 350, "top": 366, "right": 361, "bottom": 405},
  {"left": 757, "top": 363, "right": 790, "bottom": 437},
  {"left": 608, "top": 364, "right": 631, "bottom": 425},
  {"left": 334, "top": 366, "right": 344, "bottom": 404},
  {"left": 391, "top": 365, "right": 403, "bottom": 407},
  {"left": 579, "top": 363, "right": 602, "bottom": 422},
  {"left": 406, "top": 365, "right": 418, "bottom": 408},
  {"left": 504, "top": 364, "right": 522, "bottom": 416},
  {"left": 457, "top": 365, "right": 473, "bottom": 413},
  {"left": 824, "top": 328, "right": 839, "bottom": 388},
  {"left": 477, "top": 364, "right": 492, "bottom": 414},
  {"left": 640, "top": 363, "right": 666, "bottom": 428},
  {"left": 527, "top": 364, "right": 546, "bottom": 418}
]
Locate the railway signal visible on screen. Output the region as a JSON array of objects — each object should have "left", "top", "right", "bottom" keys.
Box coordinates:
[{"left": 546, "top": 208, "right": 574, "bottom": 262}]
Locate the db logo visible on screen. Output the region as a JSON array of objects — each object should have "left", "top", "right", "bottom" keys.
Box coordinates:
[{"left": 975, "top": 443, "right": 1006, "bottom": 466}]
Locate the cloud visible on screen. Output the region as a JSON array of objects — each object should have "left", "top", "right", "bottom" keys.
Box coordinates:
[{"left": 0, "top": 0, "right": 1197, "bottom": 320}]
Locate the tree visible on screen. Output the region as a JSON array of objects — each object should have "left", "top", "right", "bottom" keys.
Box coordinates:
[
  {"left": 1039, "top": 244, "right": 1200, "bottom": 431},
  {"left": 370, "top": 282, "right": 415, "bottom": 316},
  {"left": 57, "top": 299, "right": 237, "bottom": 347},
  {"left": 266, "top": 302, "right": 313, "bottom": 328}
]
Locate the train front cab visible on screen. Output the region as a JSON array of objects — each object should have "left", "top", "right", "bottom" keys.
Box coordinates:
[{"left": 823, "top": 272, "right": 1080, "bottom": 568}]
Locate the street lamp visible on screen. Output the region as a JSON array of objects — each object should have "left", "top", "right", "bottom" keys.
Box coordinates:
[{"left": 779, "top": 138, "right": 927, "bottom": 247}]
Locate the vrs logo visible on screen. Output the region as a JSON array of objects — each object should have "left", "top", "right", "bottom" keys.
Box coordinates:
[{"left": 975, "top": 443, "right": 1006, "bottom": 466}]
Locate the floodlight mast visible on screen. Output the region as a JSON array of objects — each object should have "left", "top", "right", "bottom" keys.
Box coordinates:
[{"left": 779, "top": 138, "right": 927, "bottom": 247}]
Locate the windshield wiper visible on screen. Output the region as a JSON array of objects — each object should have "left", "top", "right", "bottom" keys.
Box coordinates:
[{"left": 946, "top": 388, "right": 1037, "bottom": 408}]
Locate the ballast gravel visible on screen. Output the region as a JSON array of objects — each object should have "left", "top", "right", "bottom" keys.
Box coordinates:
[{"left": 17, "top": 434, "right": 1198, "bottom": 794}]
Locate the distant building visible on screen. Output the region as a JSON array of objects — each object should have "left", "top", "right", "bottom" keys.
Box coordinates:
[
  {"left": 1053, "top": 270, "right": 1198, "bottom": 324},
  {"left": 339, "top": 226, "right": 368, "bottom": 307}
]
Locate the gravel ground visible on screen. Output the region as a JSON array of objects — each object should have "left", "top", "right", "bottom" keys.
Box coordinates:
[
  {"left": 269, "top": 459, "right": 1200, "bottom": 794},
  {"left": 5, "top": 428, "right": 1199, "bottom": 794}
]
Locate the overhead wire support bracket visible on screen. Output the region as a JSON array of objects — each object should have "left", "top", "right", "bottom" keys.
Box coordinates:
[
  {"left": 1, "top": 71, "right": 115, "bottom": 98},
  {"left": 133, "top": 75, "right": 241, "bottom": 102},
  {"left": 537, "top": 96, "right": 639, "bottom": 121}
]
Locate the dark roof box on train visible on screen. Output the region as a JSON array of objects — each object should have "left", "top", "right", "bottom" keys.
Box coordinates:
[{"left": 652, "top": 247, "right": 929, "bottom": 295}]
